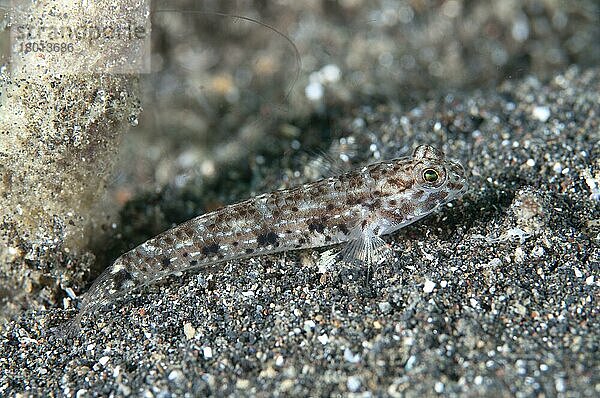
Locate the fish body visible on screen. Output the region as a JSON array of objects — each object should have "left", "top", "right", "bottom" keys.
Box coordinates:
[{"left": 64, "top": 145, "right": 467, "bottom": 333}]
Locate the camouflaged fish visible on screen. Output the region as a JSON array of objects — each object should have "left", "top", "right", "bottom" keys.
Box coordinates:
[{"left": 62, "top": 145, "right": 467, "bottom": 335}]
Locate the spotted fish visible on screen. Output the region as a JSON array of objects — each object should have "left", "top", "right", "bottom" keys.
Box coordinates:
[{"left": 62, "top": 145, "right": 467, "bottom": 335}]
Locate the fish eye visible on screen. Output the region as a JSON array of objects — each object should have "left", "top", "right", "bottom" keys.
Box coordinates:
[{"left": 423, "top": 168, "right": 439, "bottom": 183}]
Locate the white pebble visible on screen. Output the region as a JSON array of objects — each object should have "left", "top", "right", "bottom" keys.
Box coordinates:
[
  {"left": 317, "top": 334, "right": 329, "bottom": 345},
  {"left": 582, "top": 169, "right": 600, "bottom": 201},
  {"left": 352, "top": 117, "right": 365, "bottom": 129},
  {"left": 404, "top": 355, "right": 416, "bottom": 370},
  {"left": 343, "top": 348, "right": 361, "bottom": 363},
  {"left": 142, "top": 389, "right": 153, "bottom": 398},
  {"left": 488, "top": 258, "right": 502, "bottom": 267},
  {"left": 303, "top": 320, "right": 316, "bottom": 331},
  {"left": 275, "top": 355, "right": 284, "bottom": 367},
  {"left": 76, "top": 389, "right": 88, "bottom": 398},
  {"left": 347, "top": 376, "right": 361, "bottom": 392},
  {"left": 513, "top": 303, "right": 527, "bottom": 316},
  {"left": 202, "top": 346, "right": 213, "bottom": 359},
  {"left": 320, "top": 64, "right": 341, "bottom": 83},
  {"left": 511, "top": 18, "right": 529, "bottom": 42},
  {"left": 98, "top": 356, "right": 110, "bottom": 366},
  {"left": 555, "top": 377, "right": 566, "bottom": 392},
  {"left": 585, "top": 275, "right": 594, "bottom": 285},
  {"left": 168, "top": 369, "right": 185, "bottom": 382},
  {"left": 514, "top": 247, "right": 525, "bottom": 263},
  {"left": 305, "top": 82, "right": 324, "bottom": 101},
  {"left": 378, "top": 302, "right": 392, "bottom": 313},
  {"left": 552, "top": 162, "right": 563, "bottom": 173},
  {"left": 183, "top": 322, "right": 196, "bottom": 340},
  {"left": 532, "top": 246, "right": 545, "bottom": 257},
  {"left": 65, "top": 287, "right": 77, "bottom": 299},
  {"left": 532, "top": 106, "right": 551, "bottom": 122},
  {"left": 573, "top": 268, "right": 583, "bottom": 278},
  {"left": 434, "top": 381, "right": 445, "bottom": 393},
  {"left": 423, "top": 280, "right": 436, "bottom": 293}
]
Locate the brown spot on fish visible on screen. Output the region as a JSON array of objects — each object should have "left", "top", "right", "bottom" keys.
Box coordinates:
[
  {"left": 308, "top": 220, "right": 326, "bottom": 234},
  {"left": 257, "top": 231, "right": 278, "bottom": 247},
  {"left": 202, "top": 243, "right": 220, "bottom": 256}
]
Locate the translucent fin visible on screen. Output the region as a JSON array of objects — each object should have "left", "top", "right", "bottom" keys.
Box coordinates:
[
  {"left": 317, "top": 223, "right": 395, "bottom": 279},
  {"left": 54, "top": 312, "right": 83, "bottom": 340},
  {"left": 53, "top": 258, "right": 144, "bottom": 340},
  {"left": 304, "top": 149, "right": 354, "bottom": 179},
  {"left": 339, "top": 232, "right": 393, "bottom": 268}
]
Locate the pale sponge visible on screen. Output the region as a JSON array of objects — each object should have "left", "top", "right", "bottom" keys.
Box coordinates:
[{"left": 0, "top": 0, "right": 143, "bottom": 321}]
